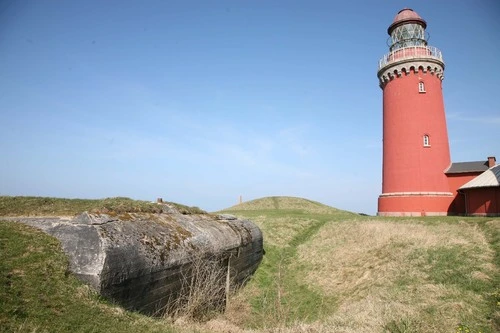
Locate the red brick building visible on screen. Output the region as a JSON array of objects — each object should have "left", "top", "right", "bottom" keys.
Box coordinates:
[
  {"left": 377, "top": 9, "right": 499, "bottom": 216},
  {"left": 458, "top": 163, "right": 500, "bottom": 216}
]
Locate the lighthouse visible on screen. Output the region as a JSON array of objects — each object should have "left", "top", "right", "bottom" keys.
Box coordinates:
[{"left": 377, "top": 8, "right": 454, "bottom": 216}]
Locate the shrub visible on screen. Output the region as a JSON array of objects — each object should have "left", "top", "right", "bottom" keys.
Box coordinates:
[{"left": 164, "top": 253, "right": 232, "bottom": 322}]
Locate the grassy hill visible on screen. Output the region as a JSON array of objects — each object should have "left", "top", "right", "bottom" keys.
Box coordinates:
[
  {"left": 1, "top": 196, "right": 499, "bottom": 332},
  {"left": 218, "top": 197, "right": 500, "bottom": 333},
  {"left": 224, "top": 196, "right": 345, "bottom": 214}
]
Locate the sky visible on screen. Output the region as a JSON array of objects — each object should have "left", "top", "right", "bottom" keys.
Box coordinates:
[{"left": 1, "top": 1, "right": 499, "bottom": 214}]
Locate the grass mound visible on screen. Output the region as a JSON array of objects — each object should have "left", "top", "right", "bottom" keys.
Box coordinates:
[
  {"left": 0, "top": 196, "right": 205, "bottom": 217},
  {"left": 295, "top": 219, "right": 499, "bottom": 332},
  {"left": 223, "top": 196, "right": 348, "bottom": 215},
  {"left": 219, "top": 203, "right": 350, "bottom": 329},
  {"left": 217, "top": 203, "right": 500, "bottom": 333}
]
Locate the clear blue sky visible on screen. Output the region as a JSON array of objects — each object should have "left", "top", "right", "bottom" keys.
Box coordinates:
[{"left": 1, "top": 1, "right": 499, "bottom": 214}]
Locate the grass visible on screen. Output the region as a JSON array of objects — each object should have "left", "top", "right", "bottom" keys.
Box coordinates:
[
  {"left": 218, "top": 198, "right": 500, "bottom": 333},
  {"left": 291, "top": 217, "right": 499, "bottom": 333},
  {"left": 219, "top": 198, "right": 357, "bottom": 329},
  {"left": 0, "top": 196, "right": 205, "bottom": 216},
  {"left": 1, "top": 195, "right": 499, "bottom": 333},
  {"left": 246, "top": 218, "right": 336, "bottom": 327}
]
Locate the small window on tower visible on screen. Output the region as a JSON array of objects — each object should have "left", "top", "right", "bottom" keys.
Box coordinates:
[
  {"left": 419, "top": 81, "right": 426, "bottom": 93},
  {"left": 423, "top": 134, "right": 430, "bottom": 147}
]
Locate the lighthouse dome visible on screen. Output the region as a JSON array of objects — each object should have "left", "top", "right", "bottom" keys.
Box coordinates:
[{"left": 388, "top": 8, "right": 426, "bottom": 34}]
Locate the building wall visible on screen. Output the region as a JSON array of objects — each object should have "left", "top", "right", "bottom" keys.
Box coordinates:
[
  {"left": 446, "top": 172, "right": 483, "bottom": 214},
  {"left": 378, "top": 194, "right": 453, "bottom": 216},
  {"left": 379, "top": 67, "right": 452, "bottom": 216},
  {"left": 464, "top": 187, "right": 500, "bottom": 216},
  {"left": 382, "top": 68, "right": 451, "bottom": 195}
]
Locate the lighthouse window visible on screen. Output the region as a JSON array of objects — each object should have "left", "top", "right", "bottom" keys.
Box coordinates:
[
  {"left": 418, "top": 81, "right": 426, "bottom": 93},
  {"left": 423, "top": 135, "right": 430, "bottom": 147}
]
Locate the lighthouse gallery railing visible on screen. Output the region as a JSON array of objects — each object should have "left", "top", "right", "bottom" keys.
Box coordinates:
[{"left": 378, "top": 45, "right": 443, "bottom": 70}]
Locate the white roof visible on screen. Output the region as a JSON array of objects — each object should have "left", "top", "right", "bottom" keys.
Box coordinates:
[{"left": 460, "top": 164, "right": 500, "bottom": 189}]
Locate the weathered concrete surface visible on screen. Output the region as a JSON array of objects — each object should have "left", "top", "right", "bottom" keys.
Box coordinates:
[{"left": 8, "top": 207, "right": 263, "bottom": 315}]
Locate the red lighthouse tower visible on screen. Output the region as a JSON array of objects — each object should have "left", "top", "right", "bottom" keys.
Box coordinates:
[{"left": 377, "top": 9, "right": 453, "bottom": 216}]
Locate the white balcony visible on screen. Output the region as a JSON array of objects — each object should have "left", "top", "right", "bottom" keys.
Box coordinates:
[{"left": 378, "top": 45, "right": 443, "bottom": 70}]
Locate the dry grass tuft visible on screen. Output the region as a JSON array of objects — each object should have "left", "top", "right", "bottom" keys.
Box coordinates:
[
  {"left": 163, "top": 253, "right": 236, "bottom": 323},
  {"left": 222, "top": 287, "right": 256, "bottom": 328}
]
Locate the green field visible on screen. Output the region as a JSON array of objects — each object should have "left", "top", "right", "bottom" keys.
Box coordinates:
[{"left": 1, "top": 196, "right": 499, "bottom": 333}]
